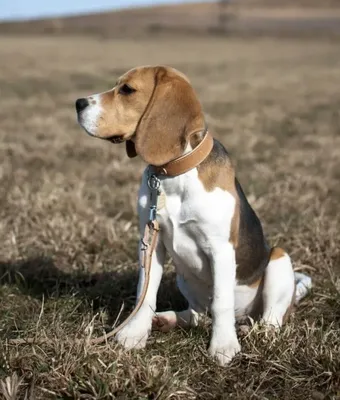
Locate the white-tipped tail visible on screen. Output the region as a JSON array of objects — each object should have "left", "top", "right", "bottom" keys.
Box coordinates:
[{"left": 294, "top": 272, "right": 312, "bottom": 304}]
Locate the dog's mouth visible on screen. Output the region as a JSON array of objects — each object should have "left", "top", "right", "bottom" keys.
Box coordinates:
[{"left": 106, "top": 135, "right": 125, "bottom": 144}]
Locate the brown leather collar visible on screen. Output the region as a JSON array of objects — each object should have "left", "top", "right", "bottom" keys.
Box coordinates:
[{"left": 152, "top": 131, "right": 214, "bottom": 177}]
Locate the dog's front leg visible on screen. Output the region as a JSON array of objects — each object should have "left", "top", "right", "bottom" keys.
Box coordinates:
[
  {"left": 116, "top": 238, "right": 165, "bottom": 350},
  {"left": 208, "top": 242, "right": 240, "bottom": 366}
]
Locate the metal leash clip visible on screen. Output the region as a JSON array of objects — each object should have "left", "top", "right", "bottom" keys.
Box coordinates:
[{"left": 147, "top": 173, "right": 161, "bottom": 222}]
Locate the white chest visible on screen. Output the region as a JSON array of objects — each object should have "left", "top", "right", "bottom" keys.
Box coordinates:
[{"left": 138, "top": 168, "right": 235, "bottom": 283}]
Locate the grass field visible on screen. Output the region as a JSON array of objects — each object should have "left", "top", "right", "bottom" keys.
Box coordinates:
[{"left": 0, "top": 31, "right": 340, "bottom": 399}]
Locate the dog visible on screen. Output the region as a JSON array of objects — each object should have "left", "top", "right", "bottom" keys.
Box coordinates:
[{"left": 75, "top": 65, "right": 312, "bottom": 366}]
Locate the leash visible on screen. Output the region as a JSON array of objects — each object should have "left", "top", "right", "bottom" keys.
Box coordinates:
[
  {"left": 90, "top": 172, "right": 160, "bottom": 344},
  {"left": 7, "top": 172, "right": 161, "bottom": 346}
]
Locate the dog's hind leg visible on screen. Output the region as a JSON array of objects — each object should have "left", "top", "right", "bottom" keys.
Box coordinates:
[{"left": 261, "top": 247, "right": 296, "bottom": 327}]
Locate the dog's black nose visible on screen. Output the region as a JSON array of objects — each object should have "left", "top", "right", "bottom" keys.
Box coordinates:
[{"left": 75, "top": 98, "right": 89, "bottom": 113}]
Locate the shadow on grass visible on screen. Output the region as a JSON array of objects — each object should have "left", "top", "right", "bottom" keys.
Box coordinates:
[{"left": 0, "top": 256, "right": 188, "bottom": 330}]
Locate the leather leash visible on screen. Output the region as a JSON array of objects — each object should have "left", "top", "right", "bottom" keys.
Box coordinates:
[
  {"left": 7, "top": 132, "right": 213, "bottom": 346},
  {"left": 90, "top": 173, "right": 161, "bottom": 344}
]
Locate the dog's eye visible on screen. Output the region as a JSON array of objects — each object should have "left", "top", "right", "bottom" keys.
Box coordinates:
[{"left": 119, "top": 84, "right": 135, "bottom": 95}]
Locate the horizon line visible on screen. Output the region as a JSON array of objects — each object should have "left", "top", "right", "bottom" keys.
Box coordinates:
[{"left": 0, "top": 0, "right": 213, "bottom": 23}]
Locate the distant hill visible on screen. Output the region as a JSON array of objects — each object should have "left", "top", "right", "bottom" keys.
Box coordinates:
[{"left": 1, "top": 0, "right": 340, "bottom": 37}]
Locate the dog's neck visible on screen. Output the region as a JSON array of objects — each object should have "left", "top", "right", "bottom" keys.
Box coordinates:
[{"left": 150, "top": 130, "right": 213, "bottom": 177}]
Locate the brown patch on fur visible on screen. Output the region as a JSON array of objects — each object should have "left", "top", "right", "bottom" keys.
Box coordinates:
[
  {"left": 197, "top": 145, "right": 239, "bottom": 247},
  {"left": 230, "top": 199, "right": 240, "bottom": 248},
  {"left": 271, "top": 247, "right": 286, "bottom": 260}
]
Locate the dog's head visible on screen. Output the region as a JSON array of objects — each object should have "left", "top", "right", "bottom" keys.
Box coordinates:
[{"left": 75, "top": 66, "right": 205, "bottom": 166}]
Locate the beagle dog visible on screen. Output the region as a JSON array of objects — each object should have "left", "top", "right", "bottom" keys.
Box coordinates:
[{"left": 75, "top": 65, "right": 312, "bottom": 366}]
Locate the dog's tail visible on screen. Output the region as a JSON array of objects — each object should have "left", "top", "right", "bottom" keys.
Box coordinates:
[{"left": 294, "top": 272, "right": 312, "bottom": 304}]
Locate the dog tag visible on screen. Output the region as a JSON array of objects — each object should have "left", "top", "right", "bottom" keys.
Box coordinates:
[{"left": 157, "top": 191, "right": 166, "bottom": 211}]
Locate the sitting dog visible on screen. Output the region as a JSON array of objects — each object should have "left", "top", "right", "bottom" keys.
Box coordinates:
[{"left": 75, "top": 65, "right": 312, "bottom": 366}]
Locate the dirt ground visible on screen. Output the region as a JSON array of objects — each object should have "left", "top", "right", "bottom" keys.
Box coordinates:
[{"left": 0, "top": 33, "right": 339, "bottom": 399}]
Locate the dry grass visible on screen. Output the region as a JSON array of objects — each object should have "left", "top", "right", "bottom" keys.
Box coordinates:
[{"left": 0, "top": 33, "right": 339, "bottom": 399}]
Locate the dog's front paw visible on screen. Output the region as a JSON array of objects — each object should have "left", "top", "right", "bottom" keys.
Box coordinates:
[
  {"left": 115, "top": 320, "right": 150, "bottom": 350},
  {"left": 208, "top": 336, "right": 241, "bottom": 366}
]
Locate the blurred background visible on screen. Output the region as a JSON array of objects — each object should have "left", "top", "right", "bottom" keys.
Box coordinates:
[
  {"left": 1, "top": 0, "right": 340, "bottom": 36},
  {"left": 0, "top": 1, "right": 339, "bottom": 399}
]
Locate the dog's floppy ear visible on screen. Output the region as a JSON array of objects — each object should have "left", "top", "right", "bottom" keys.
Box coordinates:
[
  {"left": 135, "top": 67, "right": 204, "bottom": 166},
  {"left": 125, "top": 140, "right": 137, "bottom": 158}
]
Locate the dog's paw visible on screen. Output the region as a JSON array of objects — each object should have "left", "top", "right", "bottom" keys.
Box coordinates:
[
  {"left": 115, "top": 321, "right": 150, "bottom": 350},
  {"left": 208, "top": 336, "right": 241, "bottom": 366},
  {"left": 237, "top": 324, "right": 251, "bottom": 337},
  {"left": 152, "top": 311, "right": 178, "bottom": 332}
]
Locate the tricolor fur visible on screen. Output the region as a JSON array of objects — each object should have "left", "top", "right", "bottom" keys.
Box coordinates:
[{"left": 76, "top": 65, "right": 312, "bottom": 366}]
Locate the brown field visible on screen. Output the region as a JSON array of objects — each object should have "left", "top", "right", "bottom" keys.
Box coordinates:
[{"left": 0, "top": 11, "right": 340, "bottom": 400}]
